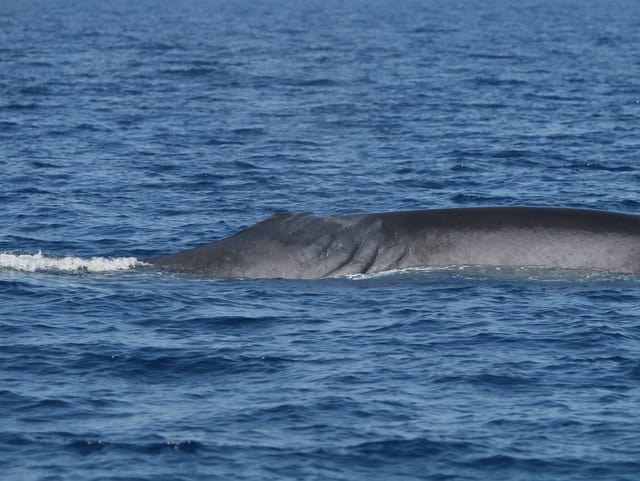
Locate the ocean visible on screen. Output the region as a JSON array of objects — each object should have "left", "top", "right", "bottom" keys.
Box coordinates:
[{"left": 1, "top": 0, "right": 640, "bottom": 479}]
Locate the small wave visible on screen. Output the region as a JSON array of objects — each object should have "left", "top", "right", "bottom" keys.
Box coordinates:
[
  {"left": 0, "top": 252, "right": 141, "bottom": 273},
  {"left": 348, "top": 265, "right": 634, "bottom": 282}
]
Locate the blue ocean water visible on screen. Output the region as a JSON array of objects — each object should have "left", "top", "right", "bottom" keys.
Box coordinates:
[{"left": 1, "top": 0, "right": 640, "bottom": 479}]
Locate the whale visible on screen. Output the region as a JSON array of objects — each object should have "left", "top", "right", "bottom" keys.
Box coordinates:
[{"left": 145, "top": 207, "right": 640, "bottom": 279}]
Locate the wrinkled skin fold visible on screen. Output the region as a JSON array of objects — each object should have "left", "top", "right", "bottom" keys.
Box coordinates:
[{"left": 145, "top": 207, "right": 640, "bottom": 279}]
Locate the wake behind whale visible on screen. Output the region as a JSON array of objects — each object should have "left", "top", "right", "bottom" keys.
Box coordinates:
[
  {"left": 145, "top": 207, "right": 640, "bottom": 279},
  {"left": 0, "top": 251, "right": 140, "bottom": 273}
]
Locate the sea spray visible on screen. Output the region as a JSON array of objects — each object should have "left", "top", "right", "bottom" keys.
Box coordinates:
[{"left": 0, "top": 251, "right": 141, "bottom": 273}]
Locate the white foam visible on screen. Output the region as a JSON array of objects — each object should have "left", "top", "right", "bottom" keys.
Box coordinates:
[
  {"left": 0, "top": 251, "right": 142, "bottom": 273},
  {"left": 347, "top": 265, "right": 631, "bottom": 282}
]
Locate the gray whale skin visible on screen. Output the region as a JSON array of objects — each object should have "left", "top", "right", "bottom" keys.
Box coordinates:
[{"left": 146, "top": 207, "right": 640, "bottom": 279}]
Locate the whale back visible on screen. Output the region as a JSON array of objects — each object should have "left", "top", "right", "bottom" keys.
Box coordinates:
[{"left": 147, "top": 207, "right": 640, "bottom": 278}]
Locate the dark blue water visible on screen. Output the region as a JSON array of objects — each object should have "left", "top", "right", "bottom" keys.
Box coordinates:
[{"left": 2, "top": 0, "right": 640, "bottom": 479}]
